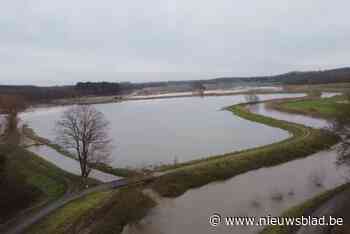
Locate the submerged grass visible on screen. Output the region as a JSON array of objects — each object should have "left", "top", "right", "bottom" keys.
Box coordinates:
[
  {"left": 152, "top": 103, "right": 339, "bottom": 197},
  {"left": 260, "top": 183, "right": 350, "bottom": 234}
]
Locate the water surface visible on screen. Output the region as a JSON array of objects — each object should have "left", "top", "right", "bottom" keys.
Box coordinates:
[
  {"left": 250, "top": 103, "right": 328, "bottom": 128},
  {"left": 21, "top": 94, "right": 303, "bottom": 168},
  {"left": 122, "top": 94, "right": 346, "bottom": 234},
  {"left": 123, "top": 149, "right": 347, "bottom": 234},
  {"left": 27, "top": 145, "right": 120, "bottom": 182}
]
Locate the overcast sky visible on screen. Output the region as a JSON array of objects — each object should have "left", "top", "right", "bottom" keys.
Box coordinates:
[{"left": 1, "top": 0, "right": 349, "bottom": 86}]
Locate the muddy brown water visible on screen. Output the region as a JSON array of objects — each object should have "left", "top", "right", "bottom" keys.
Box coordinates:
[{"left": 122, "top": 149, "right": 347, "bottom": 234}]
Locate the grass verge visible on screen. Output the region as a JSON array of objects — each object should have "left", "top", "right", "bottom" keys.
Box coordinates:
[
  {"left": 260, "top": 183, "right": 350, "bottom": 234},
  {"left": 0, "top": 143, "right": 98, "bottom": 225},
  {"left": 152, "top": 103, "right": 339, "bottom": 197},
  {"left": 26, "top": 187, "right": 156, "bottom": 234}
]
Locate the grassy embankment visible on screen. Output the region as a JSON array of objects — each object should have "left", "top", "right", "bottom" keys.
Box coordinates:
[
  {"left": 268, "top": 94, "right": 348, "bottom": 119},
  {"left": 22, "top": 126, "right": 140, "bottom": 178},
  {"left": 260, "top": 183, "right": 350, "bottom": 234},
  {"left": 0, "top": 131, "right": 98, "bottom": 226},
  {"left": 25, "top": 187, "right": 156, "bottom": 234},
  {"left": 260, "top": 94, "right": 350, "bottom": 234},
  {"left": 152, "top": 102, "right": 339, "bottom": 197}
]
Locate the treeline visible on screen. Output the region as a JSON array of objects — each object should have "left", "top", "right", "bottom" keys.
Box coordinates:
[
  {"left": 75, "top": 82, "right": 135, "bottom": 96},
  {"left": 0, "top": 85, "right": 76, "bottom": 103},
  {"left": 1, "top": 67, "right": 350, "bottom": 103},
  {"left": 275, "top": 68, "right": 350, "bottom": 84},
  {"left": 207, "top": 67, "right": 350, "bottom": 85}
]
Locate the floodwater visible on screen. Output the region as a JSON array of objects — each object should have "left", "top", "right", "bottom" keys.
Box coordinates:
[
  {"left": 321, "top": 92, "right": 341, "bottom": 98},
  {"left": 21, "top": 93, "right": 303, "bottom": 168},
  {"left": 248, "top": 92, "right": 340, "bottom": 129},
  {"left": 123, "top": 149, "right": 348, "bottom": 234},
  {"left": 250, "top": 103, "right": 329, "bottom": 129},
  {"left": 122, "top": 93, "right": 346, "bottom": 234},
  {"left": 27, "top": 145, "right": 120, "bottom": 182},
  {"left": 130, "top": 86, "right": 283, "bottom": 99}
]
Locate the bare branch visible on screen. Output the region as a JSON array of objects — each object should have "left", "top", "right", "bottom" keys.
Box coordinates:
[{"left": 55, "top": 105, "right": 111, "bottom": 178}]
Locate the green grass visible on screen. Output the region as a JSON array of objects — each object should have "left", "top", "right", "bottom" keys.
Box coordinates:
[
  {"left": 271, "top": 95, "right": 348, "bottom": 119},
  {"left": 26, "top": 188, "right": 156, "bottom": 234},
  {"left": 4, "top": 145, "right": 98, "bottom": 200},
  {"left": 260, "top": 183, "right": 350, "bottom": 234},
  {"left": 0, "top": 142, "right": 98, "bottom": 224},
  {"left": 151, "top": 103, "right": 339, "bottom": 197},
  {"left": 25, "top": 191, "right": 114, "bottom": 234}
]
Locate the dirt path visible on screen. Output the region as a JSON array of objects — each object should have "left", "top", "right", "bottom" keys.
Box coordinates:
[{"left": 3, "top": 178, "right": 148, "bottom": 234}]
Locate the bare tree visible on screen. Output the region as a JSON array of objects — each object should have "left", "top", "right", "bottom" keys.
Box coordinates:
[
  {"left": 192, "top": 81, "right": 206, "bottom": 97},
  {"left": 55, "top": 105, "right": 111, "bottom": 178},
  {"left": 0, "top": 95, "right": 27, "bottom": 134}
]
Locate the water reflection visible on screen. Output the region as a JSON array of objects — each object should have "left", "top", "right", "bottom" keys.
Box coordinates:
[
  {"left": 21, "top": 94, "right": 304, "bottom": 168},
  {"left": 250, "top": 103, "right": 328, "bottom": 129},
  {"left": 123, "top": 150, "right": 347, "bottom": 234}
]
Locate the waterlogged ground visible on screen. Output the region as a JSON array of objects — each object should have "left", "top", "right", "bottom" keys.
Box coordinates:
[
  {"left": 250, "top": 103, "right": 329, "bottom": 129},
  {"left": 123, "top": 149, "right": 347, "bottom": 234},
  {"left": 27, "top": 145, "right": 120, "bottom": 182},
  {"left": 248, "top": 92, "right": 340, "bottom": 129},
  {"left": 21, "top": 93, "right": 303, "bottom": 168}
]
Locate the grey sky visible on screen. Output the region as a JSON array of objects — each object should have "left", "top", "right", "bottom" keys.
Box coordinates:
[{"left": 1, "top": 0, "right": 349, "bottom": 86}]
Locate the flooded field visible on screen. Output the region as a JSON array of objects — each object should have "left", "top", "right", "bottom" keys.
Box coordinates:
[
  {"left": 21, "top": 93, "right": 303, "bottom": 168},
  {"left": 123, "top": 149, "right": 347, "bottom": 234},
  {"left": 250, "top": 103, "right": 328, "bottom": 128}
]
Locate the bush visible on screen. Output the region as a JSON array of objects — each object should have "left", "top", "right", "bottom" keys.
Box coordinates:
[
  {"left": 0, "top": 152, "right": 41, "bottom": 224},
  {"left": 0, "top": 153, "right": 5, "bottom": 182},
  {"left": 0, "top": 173, "right": 41, "bottom": 223}
]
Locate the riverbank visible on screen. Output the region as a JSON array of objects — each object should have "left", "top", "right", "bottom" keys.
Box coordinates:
[{"left": 151, "top": 102, "right": 339, "bottom": 197}]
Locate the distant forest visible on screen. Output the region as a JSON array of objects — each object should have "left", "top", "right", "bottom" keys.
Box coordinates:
[{"left": 1, "top": 67, "right": 350, "bottom": 103}]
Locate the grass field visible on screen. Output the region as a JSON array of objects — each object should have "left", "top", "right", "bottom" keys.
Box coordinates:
[
  {"left": 151, "top": 103, "right": 339, "bottom": 197},
  {"left": 269, "top": 95, "right": 348, "bottom": 119},
  {"left": 0, "top": 140, "right": 98, "bottom": 225},
  {"left": 26, "top": 188, "right": 156, "bottom": 234}
]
